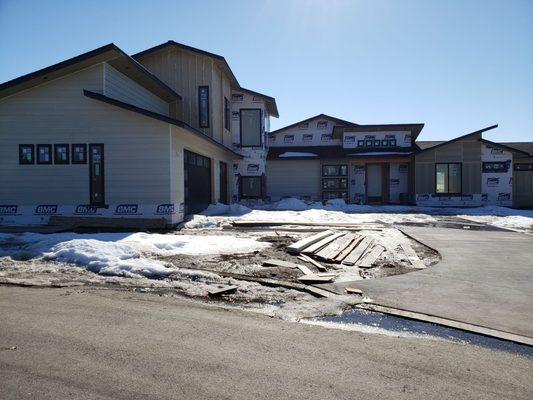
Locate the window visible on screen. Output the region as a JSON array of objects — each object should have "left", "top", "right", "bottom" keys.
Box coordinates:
[
  {"left": 36, "top": 144, "right": 52, "bottom": 164},
  {"left": 240, "top": 176, "right": 262, "bottom": 198},
  {"left": 389, "top": 139, "right": 397, "bottom": 147},
  {"left": 382, "top": 140, "right": 389, "bottom": 147},
  {"left": 240, "top": 108, "right": 262, "bottom": 147},
  {"left": 436, "top": 163, "right": 461, "bottom": 195},
  {"left": 19, "top": 144, "right": 34, "bottom": 164},
  {"left": 365, "top": 139, "right": 373, "bottom": 147},
  {"left": 357, "top": 140, "right": 365, "bottom": 147},
  {"left": 72, "top": 144, "right": 87, "bottom": 164},
  {"left": 224, "top": 97, "right": 230, "bottom": 131},
  {"left": 54, "top": 144, "right": 70, "bottom": 164},
  {"left": 322, "top": 165, "right": 347, "bottom": 176},
  {"left": 514, "top": 163, "right": 533, "bottom": 171},
  {"left": 322, "top": 178, "right": 347, "bottom": 190},
  {"left": 482, "top": 161, "right": 509, "bottom": 173},
  {"left": 198, "top": 86, "right": 209, "bottom": 128},
  {"left": 374, "top": 140, "right": 381, "bottom": 147}
]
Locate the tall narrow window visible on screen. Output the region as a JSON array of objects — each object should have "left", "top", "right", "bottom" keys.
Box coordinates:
[
  {"left": 198, "top": 86, "right": 209, "bottom": 128},
  {"left": 37, "top": 144, "right": 52, "bottom": 164},
  {"left": 19, "top": 144, "right": 35, "bottom": 164},
  {"left": 435, "top": 163, "right": 461, "bottom": 195},
  {"left": 54, "top": 144, "right": 70, "bottom": 164},
  {"left": 72, "top": 144, "right": 87, "bottom": 164},
  {"left": 240, "top": 108, "right": 261, "bottom": 147},
  {"left": 224, "top": 97, "right": 230, "bottom": 131}
]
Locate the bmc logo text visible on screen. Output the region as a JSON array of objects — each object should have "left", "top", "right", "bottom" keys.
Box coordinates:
[
  {"left": 156, "top": 204, "right": 174, "bottom": 215},
  {"left": 0, "top": 205, "right": 18, "bottom": 215},
  {"left": 390, "top": 178, "right": 400, "bottom": 186},
  {"left": 417, "top": 194, "right": 430, "bottom": 201},
  {"left": 344, "top": 136, "right": 356, "bottom": 143},
  {"left": 247, "top": 164, "right": 260, "bottom": 173},
  {"left": 35, "top": 205, "right": 58, "bottom": 215},
  {"left": 320, "top": 134, "right": 332, "bottom": 141},
  {"left": 75, "top": 205, "right": 98, "bottom": 214},
  {"left": 498, "top": 193, "right": 511, "bottom": 201},
  {"left": 283, "top": 135, "right": 294, "bottom": 143},
  {"left": 115, "top": 204, "right": 138, "bottom": 215},
  {"left": 490, "top": 148, "right": 504, "bottom": 155},
  {"left": 487, "top": 177, "right": 499, "bottom": 186}
]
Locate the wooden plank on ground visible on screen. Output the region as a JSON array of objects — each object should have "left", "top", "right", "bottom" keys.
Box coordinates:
[
  {"left": 286, "top": 230, "right": 334, "bottom": 254},
  {"left": 357, "top": 245, "right": 385, "bottom": 268},
  {"left": 262, "top": 259, "right": 300, "bottom": 269},
  {"left": 232, "top": 220, "right": 385, "bottom": 229},
  {"left": 342, "top": 237, "right": 373, "bottom": 266},
  {"left": 327, "top": 234, "right": 357, "bottom": 260},
  {"left": 314, "top": 234, "right": 352, "bottom": 261},
  {"left": 295, "top": 263, "right": 313, "bottom": 275},
  {"left": 400, "top": 243, "right": 426, "bottom": 269},
  {"left": 298, "top": 254, "right": 327, "bottom": 271},
  {"left": 208, "top": 285, "right": 238, "bottom": 297},
  {"left": 335, "top": 235, "right": 363, "bottom": 262},
  {"left": 345, "top": 287, "right": 363, "bottom": 295},
  {"left": 302, "top": 232, "right": 346, "bottom": 255},
  {"left": 298, "top": 274, "right": 335, "bottom": 284}
]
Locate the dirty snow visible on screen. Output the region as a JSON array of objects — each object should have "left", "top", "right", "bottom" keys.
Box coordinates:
[
  {"left": 0, "top": 232, "right": 270, "bottom": 278},
  {"left": 184, "top": 198, "right": 533, "bottom": 233}
]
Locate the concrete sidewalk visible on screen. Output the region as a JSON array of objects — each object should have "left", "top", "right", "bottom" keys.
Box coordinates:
[{"left": 352, "top": 227, "right": 533, "bottom": 339}]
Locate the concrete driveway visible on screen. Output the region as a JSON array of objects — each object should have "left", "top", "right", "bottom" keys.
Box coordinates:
[{"left": 352, "top": 227, "right": 533, "bottom": 340}]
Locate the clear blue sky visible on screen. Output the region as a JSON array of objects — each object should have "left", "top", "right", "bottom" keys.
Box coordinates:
[{"left": 1, "top": 0, "right": 532, "bottom": 141}]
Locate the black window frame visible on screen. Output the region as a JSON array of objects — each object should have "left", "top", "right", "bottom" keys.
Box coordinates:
[
  {"left": 382, "top": 139, "right": 389, "bottom": 147},
  {"left": 482, "top": 161, "right": 508, "bottom": 173},
  {"left": 54, "top": 144, "right": 70, "bottom": 164},
  {"left": 198, "top": 85, "right": 210, "bottom": 129},
  {"left": 435, "top": 162, "right": 462, "bottom": 196},
  {"left": 240, "top": 176, "right": 263, "bottom": 199},
  {"left": 389, "top": 139, "right": 397, "bottom": 147},
  {"left": 514, "top": 163, "right": 533, "bottom": 171},
  {"left": 224, "top": 97, "right": 231, "bottom": 131},
  {"left": 322, "top": 164, "right": 348, "bottom": 177},
  {"left": 72, "top": 143, "right": 88, "bottom": 164},
  {"left": 36, "top": 144, "right": 52, "bottom": 165},
  {"left": 357, "top": 140, "right": 365, "bottom": 147},
  {"left": 19, "top": 144, "right": 35, "bottom": 165},
  {"left": 239, "top": 108, "right": 262, "bottom": 147}
]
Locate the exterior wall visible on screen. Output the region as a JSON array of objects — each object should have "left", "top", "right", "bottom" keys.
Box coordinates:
[
  {"left": 350, "top": 163, "right": 366, "bottom": 204},
  {"left": 0, "top": 64, "right": 176, "bottom": 225},
  {"left": 268, "top": 117, "right": 341, "bottom": 147},
  {"left": 389, "top": 162, "right": 410, "bottom": 203},
  {"left": 343, "top": 131, "right": 412, "bottom": 149},
  {"left": 415, "top": 134, "right": 483, "bottom": 206},
  {"left": 230, "top": 90, "right": 269, "bottom": 201},
  {"left": 169, "top": 125, "right": 237, "bottom": 214},
  {"left": 481, "top": 143, "right": 513, "bottom": 206},
  {"left": 513, "top": 156, "right": 533, "bottom": 208},
  {"left": 103, "top": 63, "right": 169, "bottom": 115},
  {"left": 266, "top": 160, "right": 321, "bottom": 201},
  {"left": 135, "top": 47, "right": 230, "bottom": 141}
]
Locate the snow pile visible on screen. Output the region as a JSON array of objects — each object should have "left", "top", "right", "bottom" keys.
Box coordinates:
[{"left": 0, "top": 232, "right": 270, "bottom": 278}]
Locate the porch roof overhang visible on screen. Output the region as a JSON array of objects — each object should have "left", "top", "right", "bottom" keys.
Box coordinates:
[{"left": 267, "top": 146, "right": 413, "bottom": 161}]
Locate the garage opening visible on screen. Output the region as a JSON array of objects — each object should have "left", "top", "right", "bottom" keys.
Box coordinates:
[{"left": 184, "top": 150, "right": 211, "bottom": 215}]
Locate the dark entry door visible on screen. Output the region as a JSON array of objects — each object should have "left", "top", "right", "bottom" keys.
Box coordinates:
[
  {"left": 184, "top": 150, "right": 211, "bottom": 214},
  {"left": 219, "top": 161, "right": 228, "bottom": 204},
  {"left": 89, "top": 144, "right": 105, "bottom": 206}
]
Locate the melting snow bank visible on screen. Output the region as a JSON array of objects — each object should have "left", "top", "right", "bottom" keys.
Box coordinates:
[
  {"left": 184, "top": 198, "right": 533, "bottom": 233},
  {"left": 0, "top": 232, "right": 270, "bottom": 278}
]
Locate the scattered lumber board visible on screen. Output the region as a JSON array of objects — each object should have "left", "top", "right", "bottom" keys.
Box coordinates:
[
  {"left": 400, "top": 243, "right": 426, "bottom": 269},
  {"left": 296, "top": 263, "right": 313, "bottom": 275},
  {"left": 302, "top": 232, "right": 345, "bottom": 255},
  {"left": 315, "top": 234, "right": 355, "bottom": 261},
  {"left": 208, "top": 285, "right": 238, "bottom": 297},
  {"left": 345, "top": 287, "right": 363, "bottom": 295},
  {"left": 286, "top": 230, "right": 334, "bottom": 254},
  {"left": 327, "top": 234, "right": 357, "bottom": 260},
  {"left": 232, "top": 220, "right": 385, "bottom": 229},
  {"left": 298, "top": 274, "right": 335, "bottom": 284},
  {"left": 298, "top": 254, "right": 327, "bottom": 271},
  {"left": 262, "top": 259, "right": 300, "bottom": 269},
  {"left": 335, "top": 235, "right": 363, "bottom": 262},
  {"left": 342, "top": 237, "right": 373, "bottom": 266},
  {"left": 357, "top": 245, "right": 385, "bottom": 268}
]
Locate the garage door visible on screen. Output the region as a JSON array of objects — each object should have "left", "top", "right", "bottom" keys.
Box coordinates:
[
  {"left": 514, "top": 163, "right": 533, "bottom": 207},
  {"left": 184, "top": 150, "right": 211, "bottom": 215},
  {"left": 266, "top": 160, "right": 321, "bottom": 200}
]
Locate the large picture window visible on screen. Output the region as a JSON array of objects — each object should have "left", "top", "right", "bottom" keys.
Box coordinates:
[
  {"left": 240, "top": 109, "right": 262, "bottom": 147},
  {"left": 240, "top": 176, "right": 262, "bottom": 198},
  {"left": 436, "top": 163, "right": 461, "bottom": 195},
  {"left": 198, "top": 86, "right": 209, "bottom": 128}
]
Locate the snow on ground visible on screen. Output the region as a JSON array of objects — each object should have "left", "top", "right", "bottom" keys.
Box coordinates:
[
  {"left": 184, "top": 198, "right": 533, "bottom": 233},
  {"left": 0, "top": 232, "right": 270, "bottom": 278}
]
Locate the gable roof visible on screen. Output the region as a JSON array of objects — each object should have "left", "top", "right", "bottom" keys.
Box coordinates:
[
  {"left": 133, "top": 40, "right": 279, "bottom": 117},
  {"left": 84, "top": 90, "right": 242, "bottom": 159},
  {"left": 414, "top": 124, "right": 498, "bottom": 154},
  {"left": 269, "top": 114, "right": 358, "bottom": 135},
  {"left": 0, "top": 43, "right": 181, "bottom": 102},
  {"left": 501, "top": 142, "right": 533, "bottom": 156}
]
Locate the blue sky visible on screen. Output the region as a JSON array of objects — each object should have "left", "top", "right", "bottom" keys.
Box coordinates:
[{"left": 1, "top": 0, "right": 531, "bottom": 141}]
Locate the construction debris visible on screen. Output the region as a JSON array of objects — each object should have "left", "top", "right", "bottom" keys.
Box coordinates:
[
  {"left": 297, "top": 274, "right": 335, "bottom": 284},
  {"left": 298, "top": 254, "right": 327, "bottom": 271},
  {"left": 287, "top": 230, "right": 334, "bottom": 254},
  {"left": 400, "top": 243, "right": 427, "bottom": 269},
  {"left": 345, "top": 287, "right": 363, "bottom": 295},
  {"left": 208, "top": 285, "right": 238, "bottom": 297},
  {"left": 342, "top": 237, "right": 373, "bottom": 266},
  {"left": 262, "top": 259, "right": 299, "bottom": 269},
  {"left": 358, "top": 245, "right": 385, "bottom": 268},
  {"left": 302, "top": 232, "right": 345, "bottom": 255}
]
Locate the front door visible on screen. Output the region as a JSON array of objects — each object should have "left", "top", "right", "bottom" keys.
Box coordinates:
[
  {"left": 184, "top": 150, "right": 212, "bottom": 215},
  {"left": 89, "top": 144, "right": 105, "bottom": 206},
  {"left": 219, "top": 161, "right": 228, "bottom": 204},
  {"left": 366, "top": 164, "right": 382, "bottom": 203}
]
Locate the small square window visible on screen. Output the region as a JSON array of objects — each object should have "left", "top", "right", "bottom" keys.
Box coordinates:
[
  {"left": 72, "top": 144, "right": 87, "bottom": 164},
  {"left": 37, "top": 144, "right": 52, "bottom": 164},
  {"left": 357, "top": 140, "right": 365, "bottom": 147},
  {"left": 389, "top": 139, "right": 397, "bottom": 147},
  {"left": 374, "top": 140, "right": 381, "bottom": 147},
  {"left": 365, "top": 140, "right": 373, "bottom": 147},
  {"left": 54, "top": 144, "right": 70, "bottom": 164},
  {"left": 382, "top": 139, "right": 389, "bottom": 147},
  {"left": 19, "top": 144, "right": 35, "bottom": 164}
]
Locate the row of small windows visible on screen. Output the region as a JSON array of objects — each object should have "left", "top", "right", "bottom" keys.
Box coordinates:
[
  {"left": 19, "top": 144, "right": 88, "bottom": 165},
  {"left": 357, "top": 139, "right": 397, "bottom": 148}
]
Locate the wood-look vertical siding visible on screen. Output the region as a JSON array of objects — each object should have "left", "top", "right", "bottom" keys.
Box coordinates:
[
  {"left": 0, "top": 64, "right": 171, "bottom": 205},
  {"left": 414, "top": 134, "right": 482, "bottom": 195},
  {"left": 514, "top": 156, "right": 533, "bottom": 207},
  {"left": 103, "top": 63, "right": 169, "bottom": 116}
]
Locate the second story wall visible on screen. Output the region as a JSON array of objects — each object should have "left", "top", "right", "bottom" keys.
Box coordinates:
[
  {"left": 342, "top": 130, "right": 412, "bottom": 149},
  {"left": 268, "top": 117, "right": 342, "bottom": 147}
]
